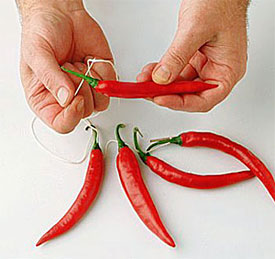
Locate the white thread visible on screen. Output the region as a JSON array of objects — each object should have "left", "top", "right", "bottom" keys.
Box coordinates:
[
  {"left": 87, "top": 58, "right": 119, "bottom": 81},
  {"left": 104, "top": 140, "right": 117, "bottom": 156},
  {"left": 31, "top": 117, "right": 94, "bottom": 164},
  {"left": 75, "top": 58, "right": 119, "bottom": 96},
  {"left": 31, "top": 58, "right": 119, "bottom": 164}
]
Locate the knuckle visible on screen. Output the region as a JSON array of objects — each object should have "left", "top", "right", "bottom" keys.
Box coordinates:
[
  {"left": 74, "top": 62, "right": 86, "bottom": 72},
  {"left": 54, "top": 124, "right": 72, "bottom": 134},
  {"left": 201, "top": 105, "right": 214, "bottom": 113},
  {"left": 41, "top": 70, "right": 55, "bottom": 91},
  {"left": 96, "top": 98, "right": 110, "bottom": 112},
  {"left": 28, "top": 87, "right": 48, "bottom": 112},
  {"left": 198, "top": 98, "right": 214, "bottom": 113},
  {"left": 83, "top": 104, "right": 94, "bottom": 118},
  {"left": 167, "top": 46, "right": 188, "bottom": 67}
]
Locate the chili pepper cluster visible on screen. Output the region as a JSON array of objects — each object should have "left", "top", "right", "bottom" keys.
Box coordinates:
[
  {"left": 35, "top": 69, "right": 274, "bottom": 247},
  {"left": 36, "top": 123, "right": 274, "bottom": 247}
]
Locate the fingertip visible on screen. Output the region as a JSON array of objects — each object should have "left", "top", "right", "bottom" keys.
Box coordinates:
[
  {"left": 141, "top": 62, "right": 157, "bottom": 73},
  {"left": 152, "top": 65, "right": 173, "bottom": 85},
  {"left": 95, "top": 100, "right": 109, "bottom": 112},
  {"left": 92, "top": 90, "right": 110, "bottom": 112},
  {"left": 53, "top": 96, "right": 84, "bottom": 134},
  {"left": 57, "top": 62, "right": 77, "bottom": 107},
  {"left": 153, "top": 95, "right": 184, "bottom": 110},
  {"left": 136, "top": 72, "right": 152, "bottom": 82}
]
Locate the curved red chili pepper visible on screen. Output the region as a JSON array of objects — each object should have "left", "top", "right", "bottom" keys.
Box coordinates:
[
  {"left": 61, "top": 66, "right": 217, "bottom": 98},
  {"left": 147, "top": 132, "right": 275, "bottom": 202},
  {"left": 36, "top": 128, "right": 104, "bottom": 246},
  {"left": 133, "top": 128, "right": 254, "bottom": 189},
  {"left": 115, "top": 124, "right": 175, "bottom": 247}
]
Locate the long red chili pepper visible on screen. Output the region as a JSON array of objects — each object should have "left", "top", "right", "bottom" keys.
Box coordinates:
[
  {"left": 36, "top": 128, "right": 104, "bottom": 246},
  {"left": 61, "top": 66, "right": 217, "bottom": 98},
  {"left": 115, "top": 124, "right": 175, "bottom": 247},
  {"left": 147, "top": 131, "right": 275, "bottom": 202},
  {"left": 133, "top": 128, "right": 254, "bottom": 189}
]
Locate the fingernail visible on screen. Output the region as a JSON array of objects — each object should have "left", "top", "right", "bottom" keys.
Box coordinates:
[
  {"left": 77, "top": 99, "right": 84, "bottom": 112},
  {"left": 153, "top": 66, "right": 171, "bottom": 83},
  {"left": 57, "top": 87, "right": 69, "bottom": 106}
]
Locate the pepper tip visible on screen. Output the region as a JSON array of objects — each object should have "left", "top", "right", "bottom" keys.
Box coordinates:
[
  {"left": 133, "top": 127, "right": 143, "bottom": 138},
  {"left": 36, "top": 238, "right": 45, "bottom": 247},
  {"left": 117, "top": 123, "right": 126, "bottom": 129}
]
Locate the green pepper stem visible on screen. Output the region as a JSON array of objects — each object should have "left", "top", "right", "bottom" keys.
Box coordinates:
[
  {"left": 146, "top": 135, "right": 182, "bottom": 151},
  {"left": 61, "top": 66, "right": 99, "bottom": 88},
  {"left": 92, "top": 129, "right": 101, "bottom": 150},
  {"left": 85, "top": 125, "right": 101, "bottom": 150},
  {"left": 115, "top": 124, "right": 127, "bottom": 149},
  {"left": 133, "top": 127, "right": 150, "bottom": 163}
]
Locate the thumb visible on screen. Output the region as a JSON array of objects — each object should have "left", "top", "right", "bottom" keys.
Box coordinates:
[
  {"left": 152, "top": 28, "right": 205, "bottom": 85},
  {"left": 25, "top": 46, "right": 75, "bottom": 107}
]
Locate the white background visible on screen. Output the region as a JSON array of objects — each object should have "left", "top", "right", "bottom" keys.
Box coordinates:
[{"left": 0, "top": 0, "right": 274, "bottom": 258}]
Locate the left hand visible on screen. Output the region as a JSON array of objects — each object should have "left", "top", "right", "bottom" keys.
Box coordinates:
[
  {"left": 20, "top": 2, "right": 115, "bottom": 133},
  {"left": 137, "top": 0, "right": 249, "bottom": 112}
]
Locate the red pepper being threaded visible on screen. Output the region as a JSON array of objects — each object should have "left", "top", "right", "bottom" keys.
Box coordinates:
[
  {"left": 61, "top": 66, "right": 217, "bottom": 98},
  {"left": 133, "top": 128, "right": 254, "bottom": 189},
  {"left": 115, "top": 124, "right": 175, "bottom": 247},
  {"left": 147, "top": 132, "right": 275, "bottom": 202},
  {"left": 36, "top": 128, "right": 104, "bottom": 246}
]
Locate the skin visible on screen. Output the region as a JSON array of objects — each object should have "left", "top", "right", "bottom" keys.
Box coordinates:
[
  {"left": 137, "top": 0, "right": 250, "bottom": 112},
  {"left": 17, "top": 0, "right": 250, "bottom": 133},
  {"left": 17, "top": 0, "right": 116, "bottom": 133}
]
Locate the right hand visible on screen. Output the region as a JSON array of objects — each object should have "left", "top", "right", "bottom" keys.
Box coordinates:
[
  {"left": 137, "top": 0, "right": 248, "bottom": 112},
  {"left": 19, "top": 1, "right": 116, "bottom": 133}
]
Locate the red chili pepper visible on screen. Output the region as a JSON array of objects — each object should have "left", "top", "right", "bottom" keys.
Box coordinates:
[
  {"left": 36, "top": 128, "right": 104, "bottom": 246},
  {"left": 133, "top": 128, "right": 254, "bottom": 189},
  {"left": 147, "top": 132, "right": 275, "bottom": 202},
  {"left": 115, "top": 124, "right": 175, "bottom": 247},
  {"left": 61, "top": 66, "right": 217, "bottom": 98}
]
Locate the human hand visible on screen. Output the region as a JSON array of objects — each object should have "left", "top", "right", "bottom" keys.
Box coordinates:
[
  {"left": 137, "top": 0, "right": 249, "bottom": 112},
  {"left": 18, "top": 0, "right": 116, "bottom": 133}
]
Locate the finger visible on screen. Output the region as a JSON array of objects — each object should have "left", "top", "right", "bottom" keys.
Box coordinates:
[
  {"left": 84, "top": 57, "right": 113, "bottom": 111},
  {"left": 20, "top": 59, "right": 41, "bottom": 97},
  {"left": 192, "top": 80, "right": 231, "bottom": 112},
  {"left": 136, "top": 71, "right": 152, "bottom": 82},
  {"left": 68, "top": 62, "right": 94, "bottom": 118},
  {"left": 136, "top": 63, "right": 158, "bottom": 82},
  {"left": 29, "top": 86, "right": 84, "bottom": 134},
  {"left": 141, "top": 62, "right": 157, "bottom": 73},
  {"left": 84, "top": 55, "right": 116, "bottom": 80},
  {"left": 78, "top": 61, "right": 110, "bottom": 111},
  {"left": 137, "top": 62, "right": 198, "bottom": 83},
  {"left": 21, "top": 58, "right": 84, "bottom": 133},
  {"left": 51, "top": 95, "right": 85, "bottom": 133},
  {"left": 153, "top": 81, "right": 230, "bottom": 112},
  {"left": 153, "top": 95, "right": 184, "bottom": 111},
  {"left": 177, "top": 64, "right": 198, "bottom": 81},
  {"left": 24, "top": 45, "right": 75, "bottom": 107},
  {"left": 152, "top": 26, "right": 208, "bottom": 85},
  {"left": 189, "top": 51, "right": 208, "bottom": 73},
  {"left": 88, "top": 68, "right": 110, "bottom": 111}
]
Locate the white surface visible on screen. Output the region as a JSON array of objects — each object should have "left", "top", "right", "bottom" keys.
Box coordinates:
[{"left": 0, "top": 0, "right": 274, "bottom": 258}]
